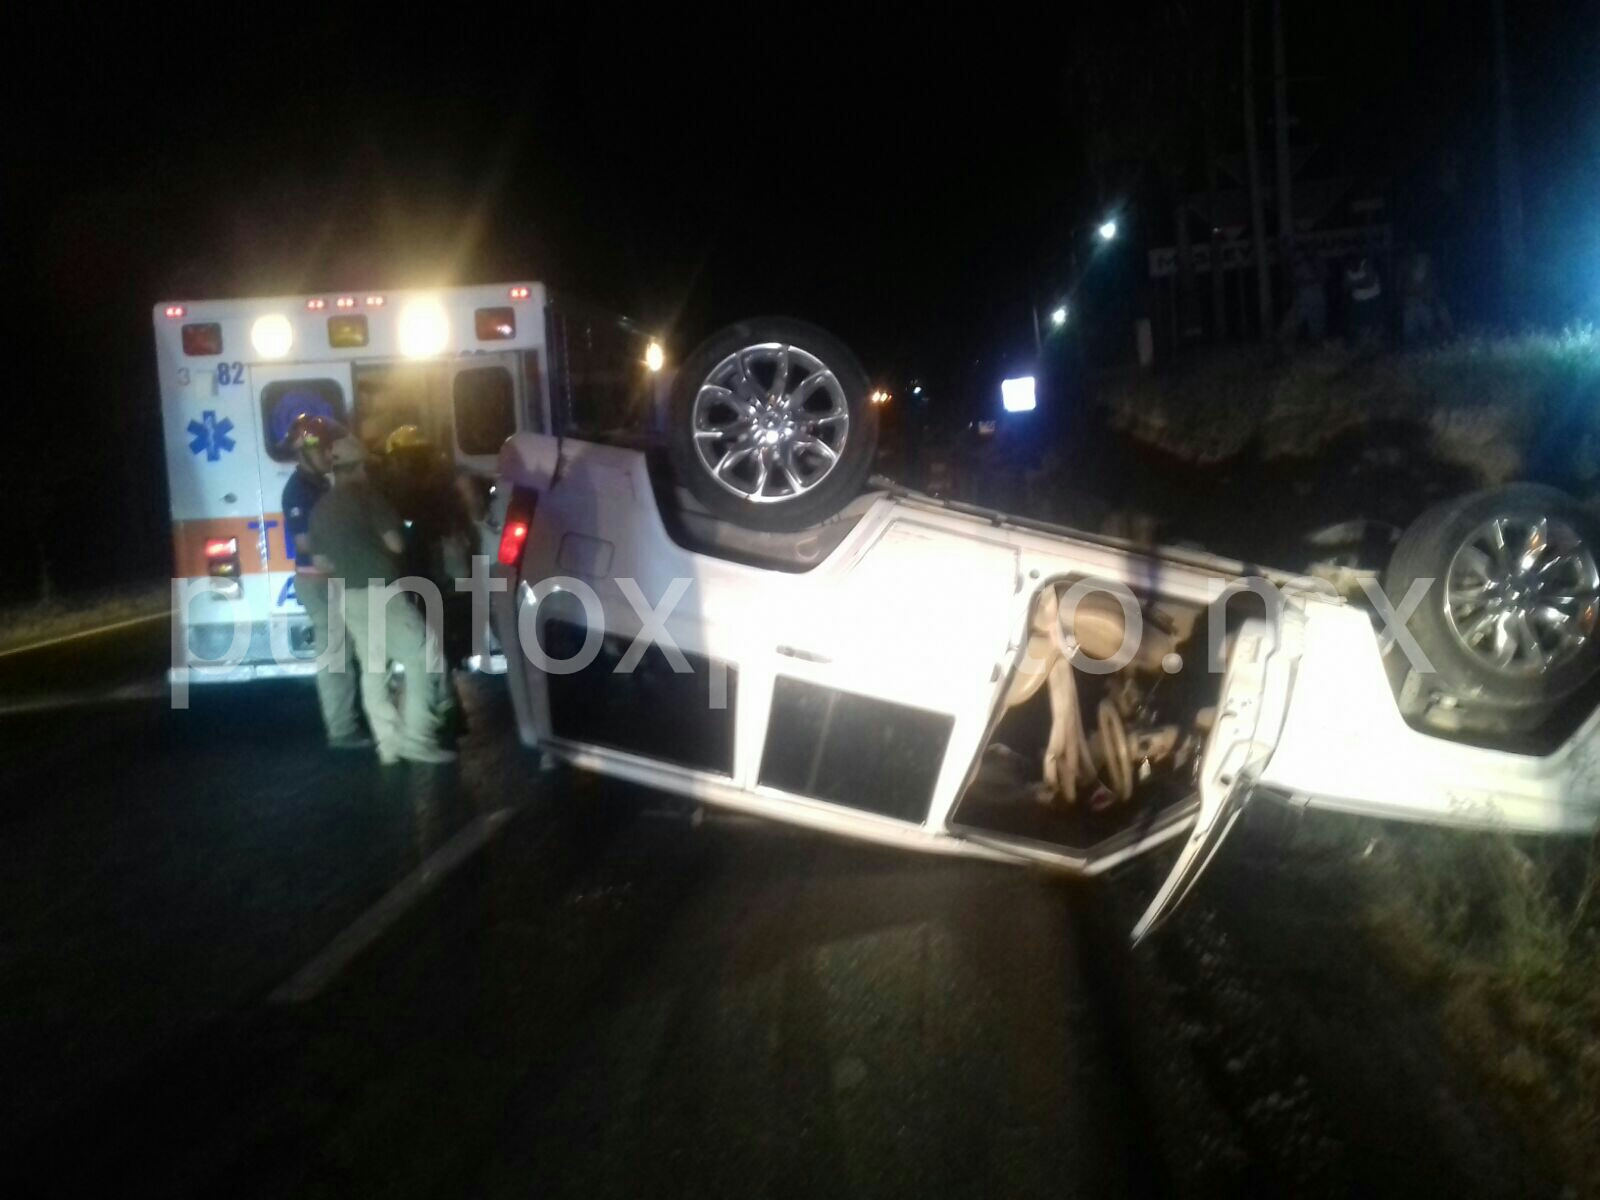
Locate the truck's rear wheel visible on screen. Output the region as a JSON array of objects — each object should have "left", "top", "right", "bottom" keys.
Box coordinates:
[{"left": 668, "top": 318, "right": 877, "bottom": 532}]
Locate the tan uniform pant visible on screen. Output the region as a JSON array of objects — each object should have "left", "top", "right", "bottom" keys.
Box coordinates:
[
  {"left": 341, "top": 586, "right": 450, "bottom": 759},
  {"left": 297, "top": 572, "right": 362, "bottom": 742}
]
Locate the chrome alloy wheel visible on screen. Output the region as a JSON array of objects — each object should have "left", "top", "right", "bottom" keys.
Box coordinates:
[
  {"left": 689, "top": 342, "right": 850, "bottom": 503},
  {"left": 1444, "top": 514, "right": 1600, "bottom": 674}
]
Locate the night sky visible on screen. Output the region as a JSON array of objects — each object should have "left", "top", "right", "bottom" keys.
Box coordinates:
[{"left": 5, "top": 1, "right": 1598, "bottom": 600}]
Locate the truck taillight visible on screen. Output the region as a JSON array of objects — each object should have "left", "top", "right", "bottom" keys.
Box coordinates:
[
  {"left": 497, "top": 489, "right": 538, "bottom": 567},
  {"left": 497, "top": 521, "right": 529, "bottom": 566}
]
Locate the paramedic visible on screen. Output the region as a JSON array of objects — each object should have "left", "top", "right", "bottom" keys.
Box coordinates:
[
  {"left": 309, "top": 436, "right": 456, "bottom": 765},
  {"left": 283, "top": 415, "right": 368, "bottom": 750}
]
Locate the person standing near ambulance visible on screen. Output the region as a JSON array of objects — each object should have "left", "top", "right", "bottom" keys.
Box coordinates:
[
  {"left": 283, "top": 415, "right": 368, "bottom": 750},
  {"left": 309, "top": 436, "right": 456, "bottom": 765}
]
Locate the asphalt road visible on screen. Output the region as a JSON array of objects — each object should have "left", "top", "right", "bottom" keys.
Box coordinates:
[{"left": 0, "top": 620, "right": 1561, "bottom": 1198}]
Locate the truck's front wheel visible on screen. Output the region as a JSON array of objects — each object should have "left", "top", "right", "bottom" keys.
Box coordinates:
[{"left": 1386, "top": 484, "right": 1600, "bottom": 711}]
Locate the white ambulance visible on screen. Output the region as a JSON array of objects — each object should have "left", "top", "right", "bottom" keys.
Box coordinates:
[{"left": 153, "top": 283, "right": 662, "bottom": 685}]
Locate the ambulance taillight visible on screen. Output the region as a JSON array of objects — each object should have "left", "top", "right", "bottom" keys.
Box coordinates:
[{"left": 205, "top": 537, "right": 242, "bottom": 582}]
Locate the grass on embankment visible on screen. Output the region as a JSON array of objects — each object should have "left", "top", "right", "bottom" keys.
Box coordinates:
[
  {"left": 1355, "top": 827, "right": 1600, "bottom": 1195},
  {"left": 0, "top": 581, "right": 169, "bottom": 654}
]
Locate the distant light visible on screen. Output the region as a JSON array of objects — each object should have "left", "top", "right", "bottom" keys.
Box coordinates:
[
  {"left": 1098, "top": 219, "right": 1118, "bottom": 242},
  {"left": 335, "top": 296, "right": 356, "bottom": 309},
  {"left": 251, "top": 313, "right": 294, "bottom": 359},
  {"left": 912, "top": 385, "right": 923, "bottom": 396},
  {"left": 365, "top": 295, "right": 386, "bottom": 307},
  {"left": 870, "top": 389, "right": 891, "bottom": 405},
  {"left": 164, "top": 305, "right": 186, "bottom": 319},
  {"left": 645, "top": 340, "right": 665, "bottom": 372},
  {"left": 509, "top": 285, "right": 531, "bottom": 301},
  {"left": 306, "top": 298, "right": 327, "bottom": 311},
  {"left": 398, "top": 298, "right": 450, "bottom": 358},
  {"left": 1050, "top": 306, "right": 1068, "bottom": 327},
  {"left": 1001, "top": 375, "right": 1037, "bottom": 413}
]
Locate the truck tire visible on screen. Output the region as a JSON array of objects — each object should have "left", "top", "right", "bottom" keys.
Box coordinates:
[
  {"left": 1385, "top": 484, "right": 1600, "bottom": 710},
  {"left": 668, "top": 317, "right": 877, "bottom": 532}
]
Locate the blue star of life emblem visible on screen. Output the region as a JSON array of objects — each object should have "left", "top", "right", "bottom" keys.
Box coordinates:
[{"left": 187, "top": 410, "right": 236, "bottom": 461}]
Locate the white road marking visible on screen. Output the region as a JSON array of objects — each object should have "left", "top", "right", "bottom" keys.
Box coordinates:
[
  {"left": 0, "top": 680, "right": 168, "bottom": 717},
  {"left": 268, "top": 808, "right": 516, "bottom": 1005},
  {"left": 0, "top": 610, "right": 170, "bottom": 660}
]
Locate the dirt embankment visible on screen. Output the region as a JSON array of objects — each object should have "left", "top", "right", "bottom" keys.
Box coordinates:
[{"left": 1100, "top": 331, "right": 1600, "bottom": 491}]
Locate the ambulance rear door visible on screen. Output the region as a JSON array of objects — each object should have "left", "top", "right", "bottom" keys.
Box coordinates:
[{"left": 164, "top": 351, "right": 268, "bottom": 649}]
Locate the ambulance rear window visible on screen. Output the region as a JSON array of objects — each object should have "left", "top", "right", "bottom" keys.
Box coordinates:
[
  {"left": 261, "top": 379, "right": 347, "bottom": 461},
  {"left": 454, "top": 366, "right": 516, "bottom": 455},
  {"left": 182, "top": 323, "right": 223, "bottom": 356}
]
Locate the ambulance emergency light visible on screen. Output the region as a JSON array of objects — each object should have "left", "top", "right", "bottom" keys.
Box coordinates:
[
  {"left": 251, "top": 314, "right": 293, "bottom": 359},
  {"left": 398, "top": 297, "right": 450, "bottom": 358}
]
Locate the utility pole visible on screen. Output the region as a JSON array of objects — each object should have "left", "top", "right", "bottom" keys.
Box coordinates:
[
  {"left": 1205, "top": 58, "right": 1227, "bottom": 339},
  {"left": 1491, "top": 0, "right": 1527, "bottom": 321},
  {"left": 1272, "top": 0, "right": 1295, "bottom": 260},
  {"left": 1242, "top": 0, "right": 1273, "bottom": 339},
  {"left": 1174, "top": 171, "right": 1196, "bottom": 346}
]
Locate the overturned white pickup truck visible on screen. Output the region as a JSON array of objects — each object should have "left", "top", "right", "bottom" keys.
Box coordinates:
[{"left": 488, "top": 317, "right": 1600, "bottom": 939}]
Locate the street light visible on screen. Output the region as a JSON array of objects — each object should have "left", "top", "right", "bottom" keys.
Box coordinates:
[
  {"left": 1050, "top": 306, "right": 1068, "bottom": 327},
  {"left": 1097, "top": 218, "right": 1118, "bottom": 242}
]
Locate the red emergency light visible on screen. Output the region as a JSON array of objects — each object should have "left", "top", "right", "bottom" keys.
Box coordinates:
[
  {"left": 365, "top": 295, "right": 385, "bottom": 307},
  {"left": 164, "top": 305, "right": 186, "bottom": 319},
  {"left": 509, "top": 286, "right": 531, "bottom": 301},
  {"left": 335, "top": 296, "right": 356, "bottom": 309},
  {"left": 205, "top": 537, "right": 238, "bottom": 558},
  {"left": 306, "top": 298, "right": 327, "bottom": 311}
]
